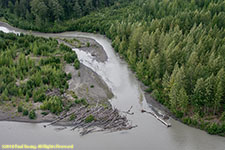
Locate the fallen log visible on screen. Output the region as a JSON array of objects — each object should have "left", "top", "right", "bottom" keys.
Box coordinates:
[
  {"left": 122, "top": 106, "right": 134, "bottom": 115},
  {"left": 141, "top": 109, "right": 171, "bottom": 127},
  {"left": 45, "top": 106, "right": 87, "bottom": 127}
]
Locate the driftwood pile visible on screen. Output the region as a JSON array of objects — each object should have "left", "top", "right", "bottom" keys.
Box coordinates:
[{"left": 45, "top": 105, "right": 137, "bottom": 136}]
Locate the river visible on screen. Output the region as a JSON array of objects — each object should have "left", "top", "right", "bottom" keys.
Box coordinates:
[{"left": 0, "top": 23, "right": 225, "bottom": 150}]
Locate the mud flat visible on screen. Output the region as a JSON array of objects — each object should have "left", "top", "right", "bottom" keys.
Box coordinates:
[{"left": 65, "top": 63, "right": 113, "bottom": 106}]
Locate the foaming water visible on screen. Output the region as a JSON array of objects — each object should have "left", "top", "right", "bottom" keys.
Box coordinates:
[{"left": 0, "top": 26, "right": 20, "bottom": 34}]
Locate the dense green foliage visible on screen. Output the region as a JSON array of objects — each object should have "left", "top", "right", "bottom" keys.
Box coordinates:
[
  {"left": 40, "top": 96, "right": 63, "bottom": 114},
  {"left": 29, "top": 109, "right": 36, "bottom": 119},
  {"left": 17, "top": 105, "right": 23, "bottom": 112},
  {"left": 23, "top": 109, "right": 29, "bottom": 116},
  {"left": 74, "top": 59, "right": 80, "bottom": 70},
  {"left": 0, "top": 0, "right": 125, "bottom": 32},
  {"left": 0, "top": 32, "right": 80, "bottom": 117},
  {"left": 1, "top": 0, "right": 225, "bottom": 135},
  {"left": 41, "top": 111, "right": 49, "bottom": 116},
  {"left": 74, "top": 98, "right": 88, "bottom": 106}
]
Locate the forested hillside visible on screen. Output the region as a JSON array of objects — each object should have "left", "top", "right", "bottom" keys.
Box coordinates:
[
  {"left": 0, "top": 0, "right": 225, "bottom": 135},
  {"left": 0, "top": 0, "right": 124, "bottom": 31}
]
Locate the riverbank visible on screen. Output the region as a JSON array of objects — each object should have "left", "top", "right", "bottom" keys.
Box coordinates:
[
  {"left": 140, "top": 81, "right": 225, "bottom": 136},
  {"left": 140, "top": 82, "right": 173, "bottom": 119}
]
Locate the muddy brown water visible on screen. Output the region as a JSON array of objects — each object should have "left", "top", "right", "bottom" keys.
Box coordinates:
[{"left": 0, "top": 24, "right": 225, "bottom": 150}]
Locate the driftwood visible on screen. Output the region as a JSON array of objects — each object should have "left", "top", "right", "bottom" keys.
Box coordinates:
[
  {"left": 44, "top": 106, "right": 87, "bottom": 128},
  {"left": 122, "top": 106, "right": 134, "bottom": 115},
  {"left": 141, "top": 109, "right": 171, "bottom": 127},
  {"left": 46, "top": 105, "right": 137, "bottom": 135}
]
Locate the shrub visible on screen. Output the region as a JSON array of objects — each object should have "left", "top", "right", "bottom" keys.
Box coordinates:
[
  {"left": 60, "top": 44, "right": 72, "bottom": 52},
  {"left": 65, "top": 82, "right": 69, "bottom": 89},
  {"left": 29, "top": 110, "right": 36, "bottom": 119},
  {"left": 23, "top": 109, "right": 29, "bottom": 116},
  {"left": 74, "top": 59, "right": 80, "bottom": 70},
  {"left": 75, "top": 98, "right": 88, "bottom": 106},
  {"left": 25, "top": 93, "right": 29, "bottom": 102},
  {"left": 72, "top": 93, "right": 78, "bottom": 99},
  {"left": 85, "top": 115, "right": 94, "bottom": 123},
  {"left": 38, "top": 45, "right": 50, "bottom": 56},
  {"left": 40, "top": 57, "right": 60, "bottom": 65},
  {"left": 151, "top": 89, "right": 164, "bottom": 104},
  {"left": 220, "top": 112, "right": 225, "bottom": 121},
  {"left": 206, "top": 123, "right": 221, "bottom": 135},
  {"left": 33, "top": 88, "right": 46, "bottom": 102},
  {"left": 64, "top": 52, "right": 77, "bottom": 63},
  {"left": 74, "top": 99, "right": 80, "bottom": 104},
  {"left": 221, "top": 123, "right": 225, "bottom": 133},
  {"left": 175, "top": 111, "right": 184, "bottom": 118},
  {"left": 41, "top": 112, "right": 49, "bottom": 116},
  {"left": 67, "top": 73, "right": 72, "bottom": 80},
  {"left": 17, "top": 105, "right": 23, "bottom": 112},
  {"left": 40, "top": 96, "right": 63, "bottom": 114},
  {"left": 90, "top": 85, "right": 94, "bottom": 88}
]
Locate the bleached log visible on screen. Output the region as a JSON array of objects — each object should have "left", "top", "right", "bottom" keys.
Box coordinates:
[{"left": 141, "top": 109, "right": 171, "bottom": 127}]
